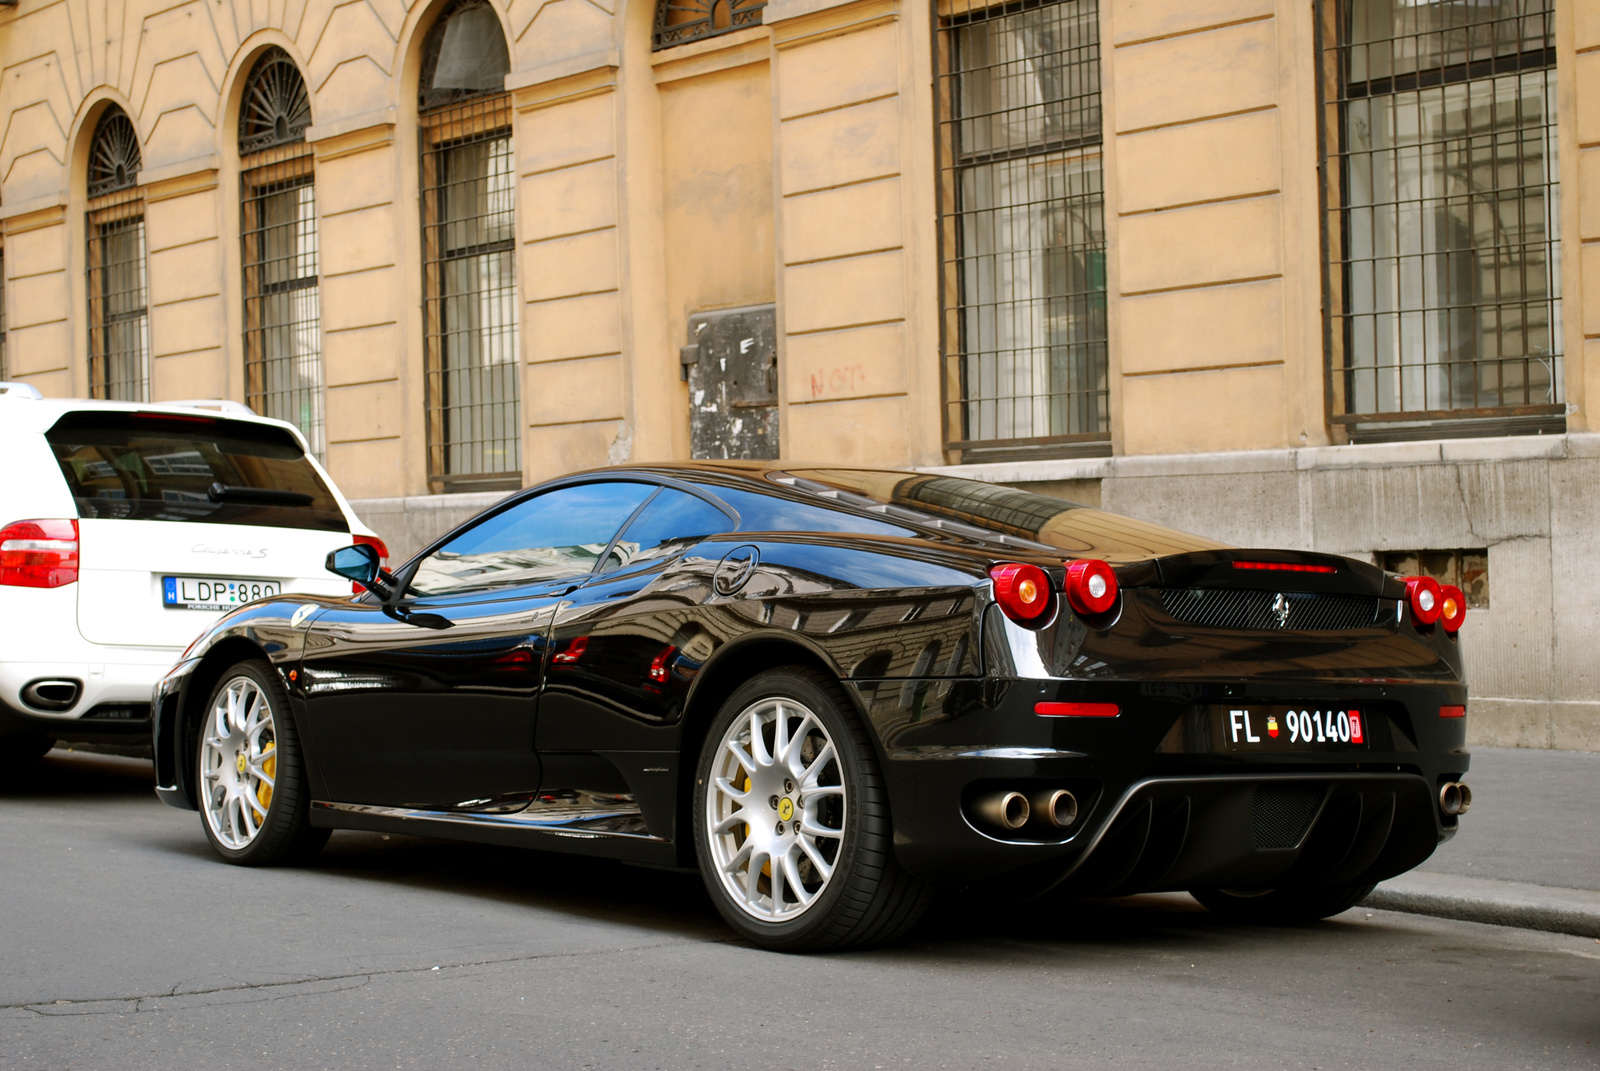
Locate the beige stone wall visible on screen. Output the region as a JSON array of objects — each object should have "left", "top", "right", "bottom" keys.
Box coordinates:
[{"left": 1, "top": 0, "right": 1592, "bottom": 481}]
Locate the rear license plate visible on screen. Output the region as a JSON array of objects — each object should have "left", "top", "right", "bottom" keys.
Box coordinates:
[
  {"left": 162, "top": 575, "right": 281, "bottom": 611},
  {"left": 1217, "top": 705, "right": 1369, "bottom": 752}
]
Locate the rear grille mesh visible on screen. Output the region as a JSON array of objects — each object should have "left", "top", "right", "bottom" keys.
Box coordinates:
[
  {"left": 1252, "top": 785, "right": 1324, "bottom": 850},
  {"left": 1158, "top": 588, "right": 1383, "bottom": 632}
]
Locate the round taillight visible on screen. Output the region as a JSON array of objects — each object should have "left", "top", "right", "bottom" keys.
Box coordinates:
[
  {"left": 1439, "top": 584, "right": 1466, "bottom": 633},
  {"left": 1065, "top": 558, "right": 1118, "bottom": 616},
  {"left": 990, "top": 563, "right": 1052, "bottom": 623},
  {"left": 1404, "top": 576, "right": 1443, "bottom": 626}
]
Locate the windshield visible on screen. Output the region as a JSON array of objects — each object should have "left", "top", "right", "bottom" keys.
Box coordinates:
[{"left": 46, "top": 411, "right": 347, "bottom": 532}]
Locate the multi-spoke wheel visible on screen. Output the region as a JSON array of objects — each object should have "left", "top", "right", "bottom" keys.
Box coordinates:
[
  {"left": 196, "top": 660, "right": 327, "bottom": 865},
  {"left": 693, "top": 667, "right": 929, "bottom": 951}
]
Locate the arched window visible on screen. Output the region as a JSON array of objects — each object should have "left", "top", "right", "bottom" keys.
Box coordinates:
[
  {"left": 238, "top": 48, "right": 324, "bottom": 458},
  {"left": 652, "top": 0, "right": 765, "bottom": 50},
  {"left": 85, "top": 106, "right": 148, "bottom": 401},
  {"left": 419, "top": 0, "right": 519, "bottom": 490}
]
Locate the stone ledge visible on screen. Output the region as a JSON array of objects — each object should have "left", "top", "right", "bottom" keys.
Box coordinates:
[{"left": 925, "top": 433, "right": 1600, "bottom": 485}]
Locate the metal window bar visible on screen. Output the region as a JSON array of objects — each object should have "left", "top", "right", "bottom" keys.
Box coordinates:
[
  {"left": 1319, "top": 0, "right": 1564, "bottom": 440},
  {"left": 935, "top": 0, "right": 1109, "bottom": 464},
  {"left": 420, "top": 93, "right": 521, "bottom": 490},
  {"left": 0, "top": 247, "right": 8, "bottom": 382},
  {"left": 652, "top": 0, "right": 766, "bottom": 50},
  {"left": 86, "top": 188, "right": 149, "bottom": 402},
  {"left": 242, "top": 144, "right": 324, "bottom": 459}
]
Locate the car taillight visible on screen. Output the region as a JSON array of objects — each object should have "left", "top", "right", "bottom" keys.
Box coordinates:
[
  {"left": 649, "top": 645, "right": 678, "bottom": 683},
  {"left": 1404, "top": 576, "right": 1442, "bottom": 626},
  {"left": 0, "top": 519, "right": 79, "bottom": 588},
  {"left": 1440, "top": 705, "right": 1466, "bottom": 718},
  {"left": 352, "top": 534, "right": 390, "bottom": 595},
  {"left": 1064, "top": 558, "right": 1118, "bottom": 616},
  {"left": 990, "top": 563, "right": 1052, "bottom": 623},
  {"left": 1439, "top": 584, "right": 1466, "bottom": 633}
]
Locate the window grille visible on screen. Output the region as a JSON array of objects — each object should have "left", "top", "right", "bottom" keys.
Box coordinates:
[
  {"left": 240, "top": 50, "right": 323, "bottom": 458},
  {"left": 86, "top": 107, "right": 148, "bottom": 402},
  {"left": 1319, "top": 0, "right": 1563, "bottom": 440},
  {"left": 652, "top": 0, "right": 766, "bottom": 50},
  {"left": 87, "top": 190, "right": 149, "bottom": 402},
  {"left": 936, "top": 0, "right": 1109, "bottom": 464},
  {"left": 420, "top": 2, "right": 519, "bottom": 491}
]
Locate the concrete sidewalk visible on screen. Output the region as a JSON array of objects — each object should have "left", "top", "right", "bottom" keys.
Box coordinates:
[{"left": 1364, "top": 746, "right": 1600, "bottom": 937}]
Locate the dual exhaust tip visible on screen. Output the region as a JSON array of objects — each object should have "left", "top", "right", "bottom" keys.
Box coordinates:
[
  {"left": 975, "top": 788, "right": 1078, "bottom": 833},
  {"left": 1439, "top": 780, "right": 1472, "bottom": 817}
]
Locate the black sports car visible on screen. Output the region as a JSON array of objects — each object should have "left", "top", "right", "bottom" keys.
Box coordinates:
[{"left": 153, "top": 462, "right": 1472, "bottom": 950}]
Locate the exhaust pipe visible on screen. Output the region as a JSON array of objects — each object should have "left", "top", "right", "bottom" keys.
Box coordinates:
[
  {"left": 1032, "top": 788, "right": 1079, "bottom": 829},
  {"left": 1439, "top": 781, "right": 1472, "bottom": 817},
  {"left": 975, "top": 790, "right": 1030, "bottom": 831},
  {"left": 21, "top": 678, "right": 80, "bottom": 712}
]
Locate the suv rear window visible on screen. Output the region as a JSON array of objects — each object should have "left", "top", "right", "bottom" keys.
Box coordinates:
[{"left": 45, "top": 412, "right": 348, "bottom": 532}]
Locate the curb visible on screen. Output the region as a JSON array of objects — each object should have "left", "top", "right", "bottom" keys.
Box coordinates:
[{"left": 1365, "top": 871, "right": 1600, "bottom": 940}]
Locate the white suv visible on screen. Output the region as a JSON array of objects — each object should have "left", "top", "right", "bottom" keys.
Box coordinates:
[{"left": 0, "top": 384, "right": 383, "bottom": 759}]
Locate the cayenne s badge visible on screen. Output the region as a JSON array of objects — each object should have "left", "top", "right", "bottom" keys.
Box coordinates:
[{"left": 1272, "top": 592, "right": 1291, "bottom": 628}]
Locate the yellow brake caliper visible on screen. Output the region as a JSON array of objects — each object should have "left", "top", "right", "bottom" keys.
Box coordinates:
[{"left": 253, "top": 744, "right": 276, "bottom": 821}]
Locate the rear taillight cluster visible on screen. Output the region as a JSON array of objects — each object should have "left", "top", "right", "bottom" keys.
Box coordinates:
[
  {"left": 0, "top": 519, "right": 79, "bottom": 589},
  {"left": 1403, "top": 575, "right": 1466, "bottom": 634},
  {"left": 351, "top": 534, "right": 390, "bottom": 595},
  {"left": 990, "top": 558, "right": 1120, "bottom": 626}
]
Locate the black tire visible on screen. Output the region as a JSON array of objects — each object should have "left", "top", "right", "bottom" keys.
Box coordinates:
[
  {"left": 692, "top": 667, "right": 929, "bottom": 952},
  {"left": 195, "top": 660, "right": 328, "bottom": 866},
  {"left": 1190, "top": 881, "right": 1376, "bottom": 923},
  {"left": 0, "top": 733, "right": 54, "bottom": 767}
]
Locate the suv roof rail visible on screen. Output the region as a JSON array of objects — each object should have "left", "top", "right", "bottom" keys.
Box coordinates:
[
  {"left": 0, "top": 381, "right": 44, "bottom": 399},
  {"left": 161, "top": 399, "right": 256, "bottom": 416}
]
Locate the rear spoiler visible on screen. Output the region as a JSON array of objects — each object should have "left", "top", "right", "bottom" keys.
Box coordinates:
[{"left": 0, "top": 381, "right": 43, "bottom": 399}]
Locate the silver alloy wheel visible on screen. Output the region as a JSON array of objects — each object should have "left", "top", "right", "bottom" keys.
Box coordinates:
[
  {"left": 705, "top": 696, "right": 846, "bottom": 922},
  {"left": 199, "top": 675, "right": 279, "bottom": 850}
]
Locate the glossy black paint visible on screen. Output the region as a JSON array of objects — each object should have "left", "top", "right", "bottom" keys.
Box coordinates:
[{"left": 153, "top": 461, "right": 1470, "bottom": 896}]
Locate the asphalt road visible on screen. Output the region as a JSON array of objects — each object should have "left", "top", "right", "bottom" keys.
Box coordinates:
[{"left": 2, "top": 751, "right": 1597, "bottom": 1071}]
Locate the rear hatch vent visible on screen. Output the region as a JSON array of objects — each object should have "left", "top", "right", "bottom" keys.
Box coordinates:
[{"left": 1159, "top": 588, "right": 1388, "bottom": 632}]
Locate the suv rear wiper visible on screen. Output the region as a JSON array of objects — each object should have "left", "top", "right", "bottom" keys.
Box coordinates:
[{"left": 208, "top": 482, "right": 314, "bottom": 507}]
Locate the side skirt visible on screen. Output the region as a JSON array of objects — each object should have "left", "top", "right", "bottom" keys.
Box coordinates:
[{"left": 310, "top": 800, "right": 680, "bottom": 867}]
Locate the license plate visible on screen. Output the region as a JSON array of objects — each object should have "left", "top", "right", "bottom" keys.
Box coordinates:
[
  {"left": 162, "top": 575, "right": 281, "bottom": 611},
  {"left": 1218, "top": 705, "right": 1368, "bottom": 752}
]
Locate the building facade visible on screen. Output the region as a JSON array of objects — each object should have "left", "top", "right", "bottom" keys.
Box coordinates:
[{"left": 0, "top": 0, "right": 1595, "bottom": 746}]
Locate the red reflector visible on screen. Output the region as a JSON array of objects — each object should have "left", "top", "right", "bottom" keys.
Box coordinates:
[
  {"left": 1231, "top": 561, "right": 1338, "bottom": 574},
  {"left": 1035, "top": 702, "right": 1119, "bottom": 718},
  {"left": 1439, "top": 705, "right": 1466, "bottom": 719},
  {"left": 0, "top": 518, "right": 79, "bottom": 588}
]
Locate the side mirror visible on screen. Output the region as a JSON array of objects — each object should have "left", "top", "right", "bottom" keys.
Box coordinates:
[{"left": 326, "top": 544, "right": 380, "bottom": 586}]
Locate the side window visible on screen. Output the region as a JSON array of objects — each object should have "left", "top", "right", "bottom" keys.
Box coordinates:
[
  {"left": 409, "top": 482, "right": 656, "bottom": 597},
  {"left": 600, "top": 488, "right": 735, "bottom": 574}
]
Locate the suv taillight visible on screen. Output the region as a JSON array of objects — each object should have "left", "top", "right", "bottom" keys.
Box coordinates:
[
  {"left": 352, "top": 534, "right": 389, "bottom": 594},
  {"left": 0, "top": 519, "right": 79, "bottom": 588}
]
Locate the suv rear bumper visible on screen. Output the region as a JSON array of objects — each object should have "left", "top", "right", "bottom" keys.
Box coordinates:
[{"left": 0, "top": 650, "right": 178, "bottom": 741}]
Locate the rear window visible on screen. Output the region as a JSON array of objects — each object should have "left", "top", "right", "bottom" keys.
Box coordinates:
[{"left": 45, "top": 411, "right": 347, "bottom": 532}]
